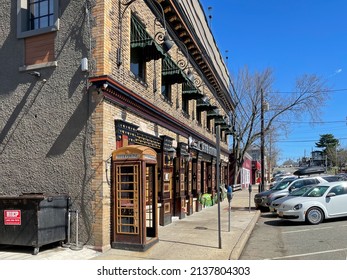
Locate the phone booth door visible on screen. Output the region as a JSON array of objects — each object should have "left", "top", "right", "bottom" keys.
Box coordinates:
[
  {"left": 145, "top": 164, "right": 157, "bottom": 238},
  {"left": 111, "top": 145, "right": 158, "bottom": 251}
]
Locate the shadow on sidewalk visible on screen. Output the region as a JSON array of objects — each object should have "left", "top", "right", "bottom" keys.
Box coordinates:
[{"left": 159, "top": 239, "right": 219, "bottom": 249}]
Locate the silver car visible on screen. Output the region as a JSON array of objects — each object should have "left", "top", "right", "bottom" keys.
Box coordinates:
[{"left": 277, "top": 181, "right": 347, "bottom": 225}]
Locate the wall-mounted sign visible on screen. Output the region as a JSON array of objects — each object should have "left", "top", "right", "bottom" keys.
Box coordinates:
[
  {"left": 188, "top": 136, "right": 217, "bottom": 157},
  {"left": 116, "top": 154, "right": 140, "bottom": 159},
  {"left": 4, "top": 210, "right": 21, "bottom": 225}
]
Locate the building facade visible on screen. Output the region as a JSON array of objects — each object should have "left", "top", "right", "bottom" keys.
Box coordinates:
[{"left": 0, "top": 0, "right": 235, "bottom": 252}]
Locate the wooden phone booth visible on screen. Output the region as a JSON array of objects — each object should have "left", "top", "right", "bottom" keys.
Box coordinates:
[{"left": 111, "top": 145, "right": 158, "bottom": 251}]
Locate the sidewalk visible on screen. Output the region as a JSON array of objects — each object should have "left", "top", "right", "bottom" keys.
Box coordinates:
[{"left": 0, "top": 188, "right": 260, "bottom": 260}]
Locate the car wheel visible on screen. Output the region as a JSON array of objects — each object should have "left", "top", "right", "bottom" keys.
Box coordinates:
[{"left": 306, "top": 207, "right": 324, "bottom": 225}]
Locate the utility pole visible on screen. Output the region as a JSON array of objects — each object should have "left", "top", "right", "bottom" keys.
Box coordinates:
[{"left": 260, "top": 88, "right": 265, "bottom": 192}]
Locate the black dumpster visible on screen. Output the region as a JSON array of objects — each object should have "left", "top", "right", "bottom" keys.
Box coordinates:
[{"left": 0, "top": 193, "right": 69, "bottom": 255}]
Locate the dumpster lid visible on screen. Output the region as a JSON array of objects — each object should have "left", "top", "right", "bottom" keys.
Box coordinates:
[{"left": 0, "top": 193, "right": 69, "bottom": 200}]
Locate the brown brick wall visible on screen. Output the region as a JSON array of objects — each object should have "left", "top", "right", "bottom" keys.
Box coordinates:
[{"left": 89, "top": 0, "right": 229, "bottom": 249}]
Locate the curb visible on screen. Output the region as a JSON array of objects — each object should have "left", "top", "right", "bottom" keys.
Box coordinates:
[{"left": 228, "top": 210, "right": 261, "bottom": 260}]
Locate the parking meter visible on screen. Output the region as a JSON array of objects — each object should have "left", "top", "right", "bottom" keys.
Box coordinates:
[
  {"left": 248, "top": 184, "right": 252, "bottom": 212},
  {"left": 227, "top": 185, "right": 233, "bottom": 202},
  {"left": 227, "top": 185, "right": 233, "bottom": 232}
]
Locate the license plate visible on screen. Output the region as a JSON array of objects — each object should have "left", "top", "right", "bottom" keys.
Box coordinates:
[{"left": 278, "top": 211, "right": 283, "bottom": 217}]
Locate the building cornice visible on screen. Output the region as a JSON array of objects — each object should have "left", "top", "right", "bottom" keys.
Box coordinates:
[
  {"left": 146, "top": 0, "right": 235, "bottom": 113},
  {"left": 89, "top": 75, "right": 230, "bottom": 156}
]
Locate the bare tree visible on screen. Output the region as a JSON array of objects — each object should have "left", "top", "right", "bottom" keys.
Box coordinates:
[{"left": 229, "top": 66, "right": 330, "bottom": 185}]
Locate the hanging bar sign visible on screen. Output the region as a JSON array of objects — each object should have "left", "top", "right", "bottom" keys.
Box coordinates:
[{"left": 4, "top": 210, "right": 21, "bottom": 225}]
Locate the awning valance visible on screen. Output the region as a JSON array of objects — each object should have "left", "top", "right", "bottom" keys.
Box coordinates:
[
  {"left": 220, "top": 124, "right": 232, "bottom": 131},
  {"left": 131, "top": 15, "right": 165, "bottom": 62},
  {"left": 197, "top": 98, "right": 218, "bottom": 112},
  {"left": 162, "top": 56, "right": 187, "bottom": 85},
  {"left": 207, "top": 109, "right": 223, "bottom": 119},
  {"left": 182, "top": 81, "right": 204, "bottom": 100}
]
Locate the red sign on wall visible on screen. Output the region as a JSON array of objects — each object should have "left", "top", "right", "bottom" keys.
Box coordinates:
[{"left": 4, "top": 210, "right": 21, "bottom": 225}]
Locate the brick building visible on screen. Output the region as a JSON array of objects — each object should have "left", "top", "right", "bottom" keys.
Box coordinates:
[{"left": 0, "top": 0, "right": 235, "bottom": 252}]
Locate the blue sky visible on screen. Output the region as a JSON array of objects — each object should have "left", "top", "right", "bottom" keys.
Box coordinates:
[{"left": 200, "top": 0, "right": 347, "bottom": 164}]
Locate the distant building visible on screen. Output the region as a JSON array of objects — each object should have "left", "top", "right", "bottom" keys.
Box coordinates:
[
  {"left": 248, "top": 145, "right": 268, "bottom": 183},
  {"left": 311, "top": 150, "right": 325, "bottom": 166}
]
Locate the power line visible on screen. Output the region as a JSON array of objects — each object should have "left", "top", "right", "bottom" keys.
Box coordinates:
[
  {"left": 277, "top": 137, "right": 347, "bottom": 143},
  {"left": 272, "top": 119, "right": 347, "bottom": 124},
  {"left": 267, "top": 88, "right": 347, "bottom": 94}
]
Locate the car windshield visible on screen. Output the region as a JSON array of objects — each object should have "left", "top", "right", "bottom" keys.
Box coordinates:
[
  {"left": 322, "top": 176, "right": 344, "bottom": 182},
  {"left": 289, "top": 186, "right": 312, "bottom": 196},
  {"left": 272, "top": 178, "right": 295, "bottom": 190},
  {"left": 302, "top": 186, "right": 329, "bottom": 197}
]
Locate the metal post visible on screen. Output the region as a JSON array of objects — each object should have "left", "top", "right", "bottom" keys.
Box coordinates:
[
  {"left": 248, "top": 184, "right": 252, "bottom": 212},
  {"left": 62, "top": 211, "right": 71, "bottom": 248},
  {"left": 70, "top": 210, "right": 83, "bottom": 251},
  {"left": 227, "top": 185, "right": 232, "bottom": 232},
  {"left": 228, "top": 200, "right": 231, "bottom": 232},
  {"left": 216, "top": 125, "right": 222, "bottom": 249}
]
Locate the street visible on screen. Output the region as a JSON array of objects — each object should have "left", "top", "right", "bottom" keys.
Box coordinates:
[{"left": 240, "top": 212, "right": 347, "bottom": 260}]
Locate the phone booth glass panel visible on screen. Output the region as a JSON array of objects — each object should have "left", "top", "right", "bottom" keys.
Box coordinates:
[{"left": 112, "top": 145, "right": 158, "bottom": 251}]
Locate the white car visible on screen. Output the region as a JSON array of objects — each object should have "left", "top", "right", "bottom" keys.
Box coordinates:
[
  {"left": 277, "top": 181, "right": 347, "bottom": 225},
  {"left": 269, "top": 185, "right": 313, "bottom": 213}
]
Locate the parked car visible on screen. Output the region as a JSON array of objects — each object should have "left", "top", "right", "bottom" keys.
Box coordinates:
[
  {"left": 269, "top": 175, "right": 296, "bottom": 189},
  {"left": 254, "top": 177, "right": 298, "bottom": 210},
  {"left": 266, "top": 176, "right": 344, "bottom": 208},
  {"left": 277, "top": 181, "right": 347, "bottom": 225},
  {"left": 254, "top": 175, "right": 342, "bottom": 210},
  {"left": 269, "top": 185, "right": 314, "bottom": 213}
]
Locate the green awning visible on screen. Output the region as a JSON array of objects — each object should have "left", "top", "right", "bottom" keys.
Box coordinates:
[
  {"left": 197, "top": 98, "right": 218, "bottom": 112},
  {"left": 224, "top": 127, "right": 235, "bottom": 135},
  {"left": 162, "top": 56, "right": 187, "bottom": 85},
  {"left": 182, "top": 81, "right": 204, "bottom": 100},
  {"left": 220, "top": 124, "right": 232, "bottom": 131},
  {"left": 131, "top": 15, "right": 165, "bottom": 62},
  {"left": 214, "top": 115, "right": 227, "bottom": 124}
]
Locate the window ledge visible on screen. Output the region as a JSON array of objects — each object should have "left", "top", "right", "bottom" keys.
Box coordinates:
[
  {"left": 181, "top": 111, "right": 190, "bottom": 119},
  {"left": 19, "top": 61, "right": 58, "bottom": 72},
  {"left": 160, "top": 95, "right": 173, "bottom": 106},
  {"left": 129, "top": 71, "right": 148, "bottom": 88},
  {"left": 17, "top": 25, "right": 59, "bottom": 39}
]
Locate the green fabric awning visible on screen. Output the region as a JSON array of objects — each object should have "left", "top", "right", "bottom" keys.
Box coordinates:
[
  {"left": 182, "top": 81, "right": 204, "bottom": 100},
  {"left": 214, "top": 115, "right": 226, "bottom": 124},
  {"left": 220, "top": 124, "right": 232, "bottom": 131},
  {"left": 197, "top": 98, "right": 218, "bottom": 112},
  {"left": 207, "top": 109, "right": 222, "bottom": 119},
  {"left": 224, "top": 126, "right": 236, "bottom": 135},
  {"left": 162, "top": 56, "right": 187, "bottom": 85},
  {"left": 131, "top": 15, "right": 165, "bottom": 62}
]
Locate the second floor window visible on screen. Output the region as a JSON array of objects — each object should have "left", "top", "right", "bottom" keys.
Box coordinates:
[
  {"left": 182, "top": 96, "right": 189, "bottom": 114},
  {"left": 196, "top": 110, "right": 202, "bottom": 124},
  {"left": 28, "top": 0, "right": 55, "bottom": 30},
  {"left": 130, "top": 47, "right": 146, "bottom": 81},
  {"left": 161, "top": 81, "right": 171, "bottom": 101}
]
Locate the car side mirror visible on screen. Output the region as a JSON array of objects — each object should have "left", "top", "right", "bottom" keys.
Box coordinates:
[{"left": 326, "top": 192, "right": 336, "bottom": 197}]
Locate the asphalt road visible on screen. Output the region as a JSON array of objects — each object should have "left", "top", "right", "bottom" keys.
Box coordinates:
[{"left": 240, "top": 211, "right": 347, "bottom": 260}]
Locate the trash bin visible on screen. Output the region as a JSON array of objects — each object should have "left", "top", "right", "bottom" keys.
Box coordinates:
[{"left": 0, "top": 193, "right": 69, "bottom": 255}]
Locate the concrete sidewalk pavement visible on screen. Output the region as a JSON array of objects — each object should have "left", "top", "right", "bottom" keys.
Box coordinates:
[
  {"left": 0, "top": 188, "right": 260, "bottom": 260},
  {"left": 93, "top": 188, "right": 260, "bottom": 260}
]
